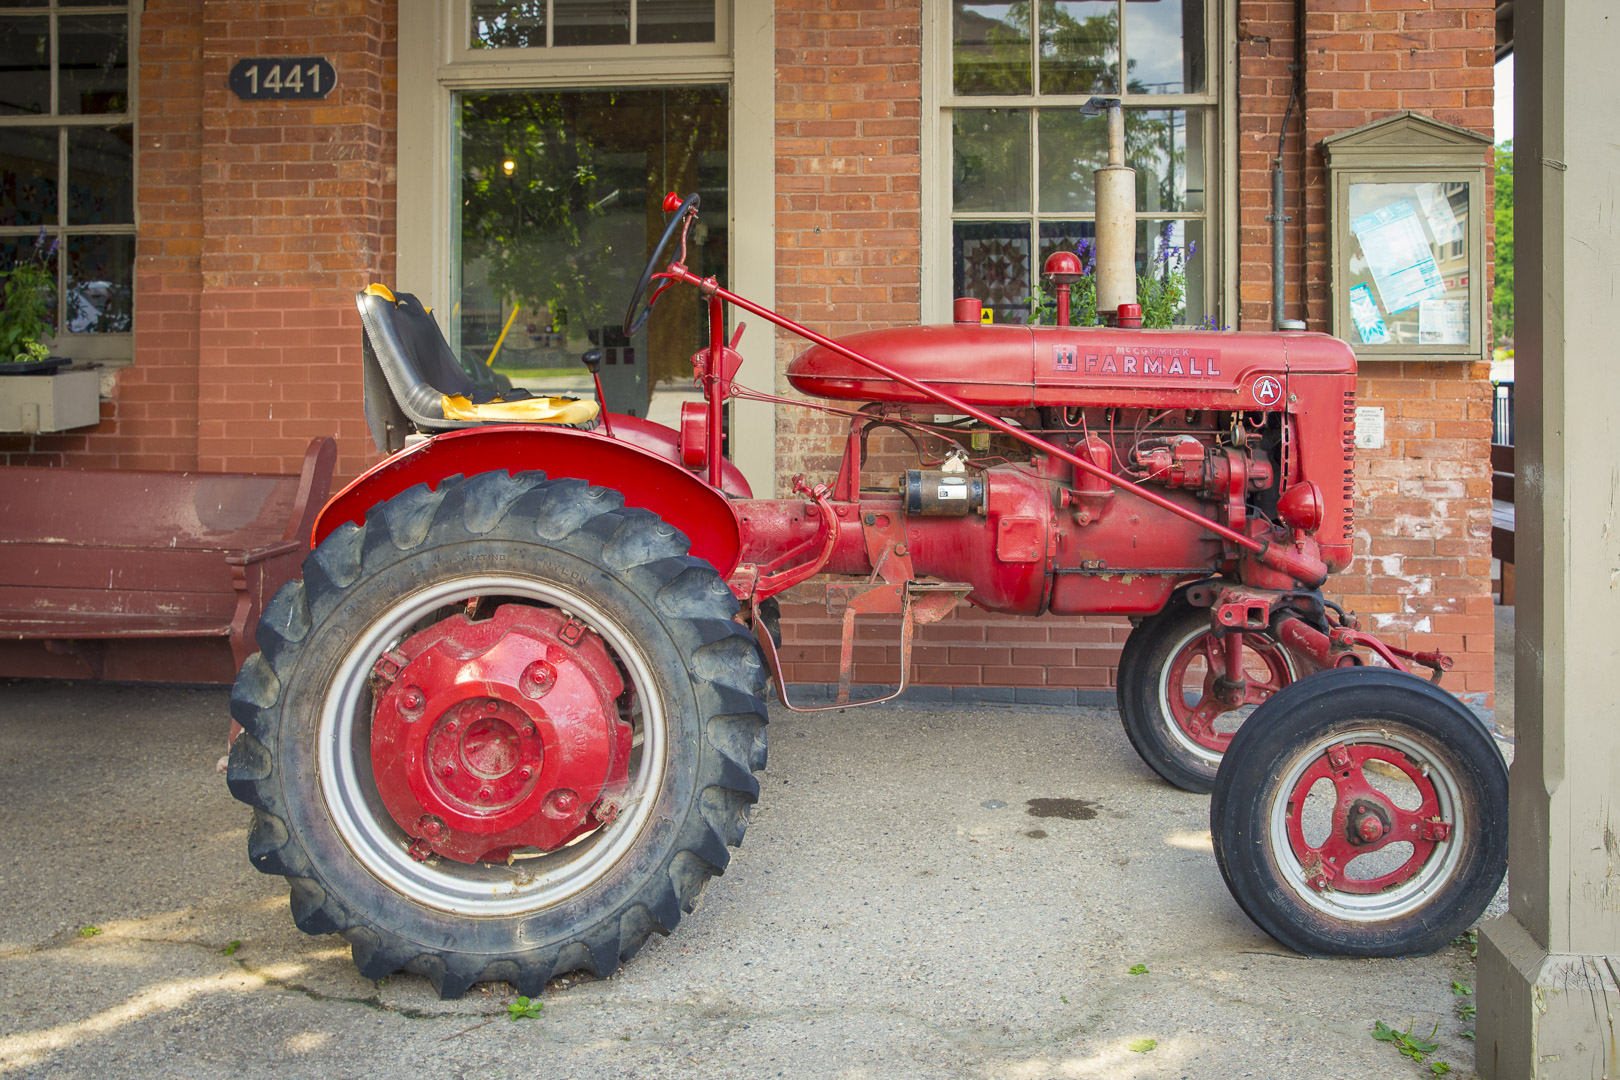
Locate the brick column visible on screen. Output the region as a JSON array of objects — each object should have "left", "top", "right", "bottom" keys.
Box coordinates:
[
  {"left": 195, "top": 0, "right": 397, "bottom": 481},
  {"left": 1238, "top": 0, "right": 1499, "bottom": 708}
]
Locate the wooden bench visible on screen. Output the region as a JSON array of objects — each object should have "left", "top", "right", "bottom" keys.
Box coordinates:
[
  {"left": 1492, "top": 443, "right": 1515, "bottom": 605},
  {"left": 0, "top": 438, "right": 336, "bottom": 683}
]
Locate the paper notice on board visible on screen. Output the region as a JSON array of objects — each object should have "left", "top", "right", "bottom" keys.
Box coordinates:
[
  {"left": 1416, "top": 183, "right": 1464, "bottom": 246},
  {"left": 1349, "top": 283, "right": 1390, "bottom": 345},
  {"left": 1418, "top": 297, "right": 1469, "bottom": 344},
  {"left": 1350, "top": 200, "right": 1446, "bottom": 315}
]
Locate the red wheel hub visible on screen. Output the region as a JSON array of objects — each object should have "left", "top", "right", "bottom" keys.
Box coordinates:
[
  {"left": 369, "top": 604, "right": 634, "bottom": 863},
  {"left": 1284, "top": 741, "right": 1448, "bottom": 894},
  {"left": 1167, "top": 631, "right": 1292, "bottom": 752}
]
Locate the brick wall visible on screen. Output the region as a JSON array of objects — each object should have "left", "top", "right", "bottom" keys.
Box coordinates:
[
  {"left": 196, "top": 0, "right": 396, "bottom": 481},
  {"left": 1236, "top": 0, "right": 1498, "bottom": 705},
  {"left": 0, "top": 0, "right": 205, "bottom": 470},
  {"left": 1, "top": 0, "right": 395, "bottom": 484}
]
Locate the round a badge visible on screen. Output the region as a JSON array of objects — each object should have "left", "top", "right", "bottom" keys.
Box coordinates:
[{"left": 1252, "top": 375, "right": 1283, "bottom": 407}]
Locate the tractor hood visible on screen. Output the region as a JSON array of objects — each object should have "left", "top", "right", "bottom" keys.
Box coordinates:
[{"left": 787, "top": 323, "right": 1357, "bottom": 412}]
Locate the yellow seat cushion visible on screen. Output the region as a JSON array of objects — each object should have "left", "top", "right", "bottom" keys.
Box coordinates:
[{"left": 440, "top": 394, "right": 601, "bottom": 425}]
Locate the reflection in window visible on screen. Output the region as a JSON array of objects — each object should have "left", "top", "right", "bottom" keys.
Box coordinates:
[
  {"left": 952, "top": 0, "right": 1030, "bottom": 95},
  {"left": 471, "top": 0, "right": 714, "bottom": 48},
  {"left": 0, "top": 2, "right": 135, "bottom": 340},
  {"left": 456, "top": 86, "right": 728, "bottom": 421},
  {"left": 1039, "top": 1, "right": 1117, "bottom": 96},
  {"left": 949, "top": 0, "right": 1213, "bottom": 326}
]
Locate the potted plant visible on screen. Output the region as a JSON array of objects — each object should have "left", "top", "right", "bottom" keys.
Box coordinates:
[{"left": 0, "top": 228, "right": 100, "bottom": 432}]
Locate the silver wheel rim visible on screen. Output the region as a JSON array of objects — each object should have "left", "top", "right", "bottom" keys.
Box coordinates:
[
  {"left": 317, "top": 574, "right": 667, "bottom": 917},
  {"left": 1266, "top": 728, "right": 1465, "bottom": 922},
  {"left": 1156, "top": 623, "right": 1298, "bottom": 767}
]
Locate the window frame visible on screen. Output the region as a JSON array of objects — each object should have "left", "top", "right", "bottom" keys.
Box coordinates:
[
  {"left": 455, "top": 0, "right": 730, "bottom": 63},
  {"left": 397, "top": 0, "right": 775, "bottom": 495},
  {"left": 0, "top": 0, "right": 138, "bottom": 364},
  {"left": 921, "top": 0, "right": 1235, "bottom": 327}
]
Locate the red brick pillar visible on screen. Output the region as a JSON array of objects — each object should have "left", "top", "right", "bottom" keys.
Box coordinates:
[
  {"left": 195, "top": 0, "right": 397, "bottom": 481},
  {"left": 1238, "top": 0, "right": 1499, "bottom": 707}
]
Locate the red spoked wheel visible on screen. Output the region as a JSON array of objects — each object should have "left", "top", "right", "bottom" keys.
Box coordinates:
[
  {"left": 1163, "top": 630, "right": 1294, "bottom": 756},
  {"left": 369, "top": 604, "right": 634, "bottom": 865},
  {"left": 1279, "top": 739, "right": 1454, "bottom": 904},
  {"left": 1118, "top": 604, "right": 1299, "bottom": 793},
  {"left": 1211, "top": 667, "right": 1507, "bottom": 957}
]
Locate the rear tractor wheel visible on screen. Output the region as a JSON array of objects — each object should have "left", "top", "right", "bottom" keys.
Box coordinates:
[
  {"left": 227, "top": 471, "right": 768, "bottom": 998},
  {"left": 1118, "top": 603, "right": 1299, "bottom": 793}
]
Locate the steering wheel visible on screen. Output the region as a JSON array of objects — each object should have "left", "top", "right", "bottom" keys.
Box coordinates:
[{"left": 623, "top": 192, "right": 701, "bottom": 336}]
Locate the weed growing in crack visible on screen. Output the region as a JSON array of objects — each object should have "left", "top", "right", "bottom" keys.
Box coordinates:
[{"left": 508, "top": 996, "right": 544, "bottom": 1020}]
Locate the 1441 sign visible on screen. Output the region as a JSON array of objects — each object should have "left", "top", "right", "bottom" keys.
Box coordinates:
[{"left": 229, "top": 57, "right": 336, "bottom": 100}]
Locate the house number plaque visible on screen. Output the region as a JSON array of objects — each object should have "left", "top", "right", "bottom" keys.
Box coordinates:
[{"left": 229, "top": 58, "right": 336, "bottom": 101}]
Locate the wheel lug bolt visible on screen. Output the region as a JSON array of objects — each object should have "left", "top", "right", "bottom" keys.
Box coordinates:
[
  {"left": 519, "top": 767, "right": 532, "bottom": 780},
  {"left": 441, "top": 764, "right": 454, "bottom": 777},
  {"left": 480, "top": 787, "right": 493, "bottom": 799},
  {"left": 546, "top": 789, "right": 580, "bottom": 815},
  {"left": 399, "top": 686, "right": 425, "bottom": 718},
  {"left": 1358, "top": 816, "right": 1383, "bottom": 841},
  {"left": 446, "top": 719, "right": 459, "bottom": 733}
]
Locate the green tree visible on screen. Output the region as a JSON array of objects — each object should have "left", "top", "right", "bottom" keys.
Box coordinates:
[{"left": 1493, "top": 140, "right": 1514, "bottom": 345}]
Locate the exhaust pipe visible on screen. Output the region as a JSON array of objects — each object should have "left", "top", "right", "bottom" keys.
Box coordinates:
[{"left": 1088, "top": 97, "right": 1136, "bottom": 324}]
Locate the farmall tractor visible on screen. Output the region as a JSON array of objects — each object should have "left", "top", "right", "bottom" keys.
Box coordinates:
[{"left": 226, "top": 130, "right": 1507, "bottom": 999}]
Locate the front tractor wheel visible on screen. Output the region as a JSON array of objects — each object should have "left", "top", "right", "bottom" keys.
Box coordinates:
[
  {"left": 1118, "top": 604, "right": 1298, "bottom": 793},
  {"left": 227, "top": 472, "right": 768, "bottom": 998},
  {"left": 1210, "top": 668, "right": 1508, "bottom": 957}
]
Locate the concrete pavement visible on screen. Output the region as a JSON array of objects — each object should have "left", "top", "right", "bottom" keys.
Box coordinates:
[{"left": 0, "top": 679, "right": 1492, "bottom": 1079}]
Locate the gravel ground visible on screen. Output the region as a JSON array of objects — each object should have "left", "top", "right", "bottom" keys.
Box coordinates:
[{"left": 0, "top": 679, "right": 1495, "bottom": 1079}]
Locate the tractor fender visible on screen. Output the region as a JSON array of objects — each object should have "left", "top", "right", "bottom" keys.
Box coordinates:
[{"left": 313, "top": 425, "right": 744, "bottom": 577}]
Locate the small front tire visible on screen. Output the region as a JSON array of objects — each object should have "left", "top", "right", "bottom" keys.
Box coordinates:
[{"left": 1210, "top": 667, "right": 1507, "bottom": 957}]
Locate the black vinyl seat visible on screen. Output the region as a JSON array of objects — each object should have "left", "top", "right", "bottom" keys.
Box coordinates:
[{"left": 355, "top": 284, "right": 599, "bottom": 453}]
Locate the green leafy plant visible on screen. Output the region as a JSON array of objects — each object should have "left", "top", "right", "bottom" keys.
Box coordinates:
[
  {"left": 1373, "top": 1019, "right": 1450, "bottom": 1074},
  {"left": 507, "top": 995, "right": 544, "bottom": 1020},
  {"left": 222, "top": 940, "right": 242, "bottom": 956},
  {"left": 0, "top": 228, "right": 57, "bottom": 363},
  {"left": 76, "top": 926, "right": 101, "bottom": 938},
  {"left": 1137, "top": 224, "right": 1193, "bottom": 329},
  {"left": 1127, "top": 963, "right": 1148, "bottom": 975},
  {"left": 1127, "top": 1038, "right": 1156, "bottom": 1053}
]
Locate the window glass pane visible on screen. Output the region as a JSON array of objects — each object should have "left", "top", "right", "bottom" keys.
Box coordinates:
[
  {"left": 638, "top": 0, "right": 715, "bottom": 44},
  {"left": 1127, "top": 0, "right": 1205, "bottom": 95},
  {"left": 0, "top": 17, "right": 50, "bottom": 116},
  {"left": 953, "top": 0, "right": 1031, "bottom": 96},
  {"left": 0, "top": 127, "right": 57, "bottom": 225},
  {"left": 471, "top": 0, "right": 546, "bottom": 48},
  {"left": 59, "top": 15, "right": 129, "bottom": 115},
  {"left": 457, "top": 86, "right": 727, "bottom": 420},
  {"left": 1136, "top": 218, "right": 1205, "bottom": 326},
  {"left": 953, "top": 108, "right": 1029, "bottom": 212},
  {"left": 553, "top": 0, "right": 630, "bottom": 47},
  {"left": 953, "top": 220, "right": 1032, "bottom": 324},
  {"left": 67, "top": 125, "right": 133, "bottom": 225},
  {"left": 1038, "top": 110, "right": 1106, "bottom": 213},
  {"left": 65, "top": 233, "right": 132, "bottom": 333},
  {"left": 1345, "top": 181, "right": 1470, "bottom": 346},
  {"left": 1040, "top": 0, "right": 1118, "bottom": 96},
  {"left": 1128, "top": 108, "right": 1200, "bottom": 212},
  {"left": 0, "top": 233, "right": 57, "bottom": 340}
]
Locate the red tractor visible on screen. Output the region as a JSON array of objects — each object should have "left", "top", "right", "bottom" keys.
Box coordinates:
[{"left": 226, "top": 192, "right": 1507, "bottom": 999}]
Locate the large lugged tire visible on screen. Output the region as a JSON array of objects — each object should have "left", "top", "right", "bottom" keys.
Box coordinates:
[
  {"left": 1210, "top": 668, "right": 1507, "bottom": 957},
  {"left": 1118, "top": 603, "right": 1297, "bottom": 793},
  {"left": 227, "top": 471, "right": 769, "bottom": 998}
]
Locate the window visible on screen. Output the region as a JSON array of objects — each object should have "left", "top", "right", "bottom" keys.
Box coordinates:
[
  {"left": 470, "top": 0, "right": 718, "bottom": 48},
  {"left": 940, "top": 0, "right": 1216, "bottom": 324},
  {"left": 0, "top": 1, "right": 135, "bottom": 354}
]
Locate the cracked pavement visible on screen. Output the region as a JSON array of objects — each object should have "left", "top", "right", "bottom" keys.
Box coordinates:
[{"left": 0, "top": 679, "right": 1489, "bottom": 1078}]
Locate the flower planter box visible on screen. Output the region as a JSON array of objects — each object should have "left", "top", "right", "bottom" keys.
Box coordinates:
[{"left": 0, "top": 364, "right": 101, "bottom": 433}]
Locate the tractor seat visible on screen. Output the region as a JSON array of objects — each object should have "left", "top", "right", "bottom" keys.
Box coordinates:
[{"left": 355, "top": 285, "right": 599, "bottom": 444}]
